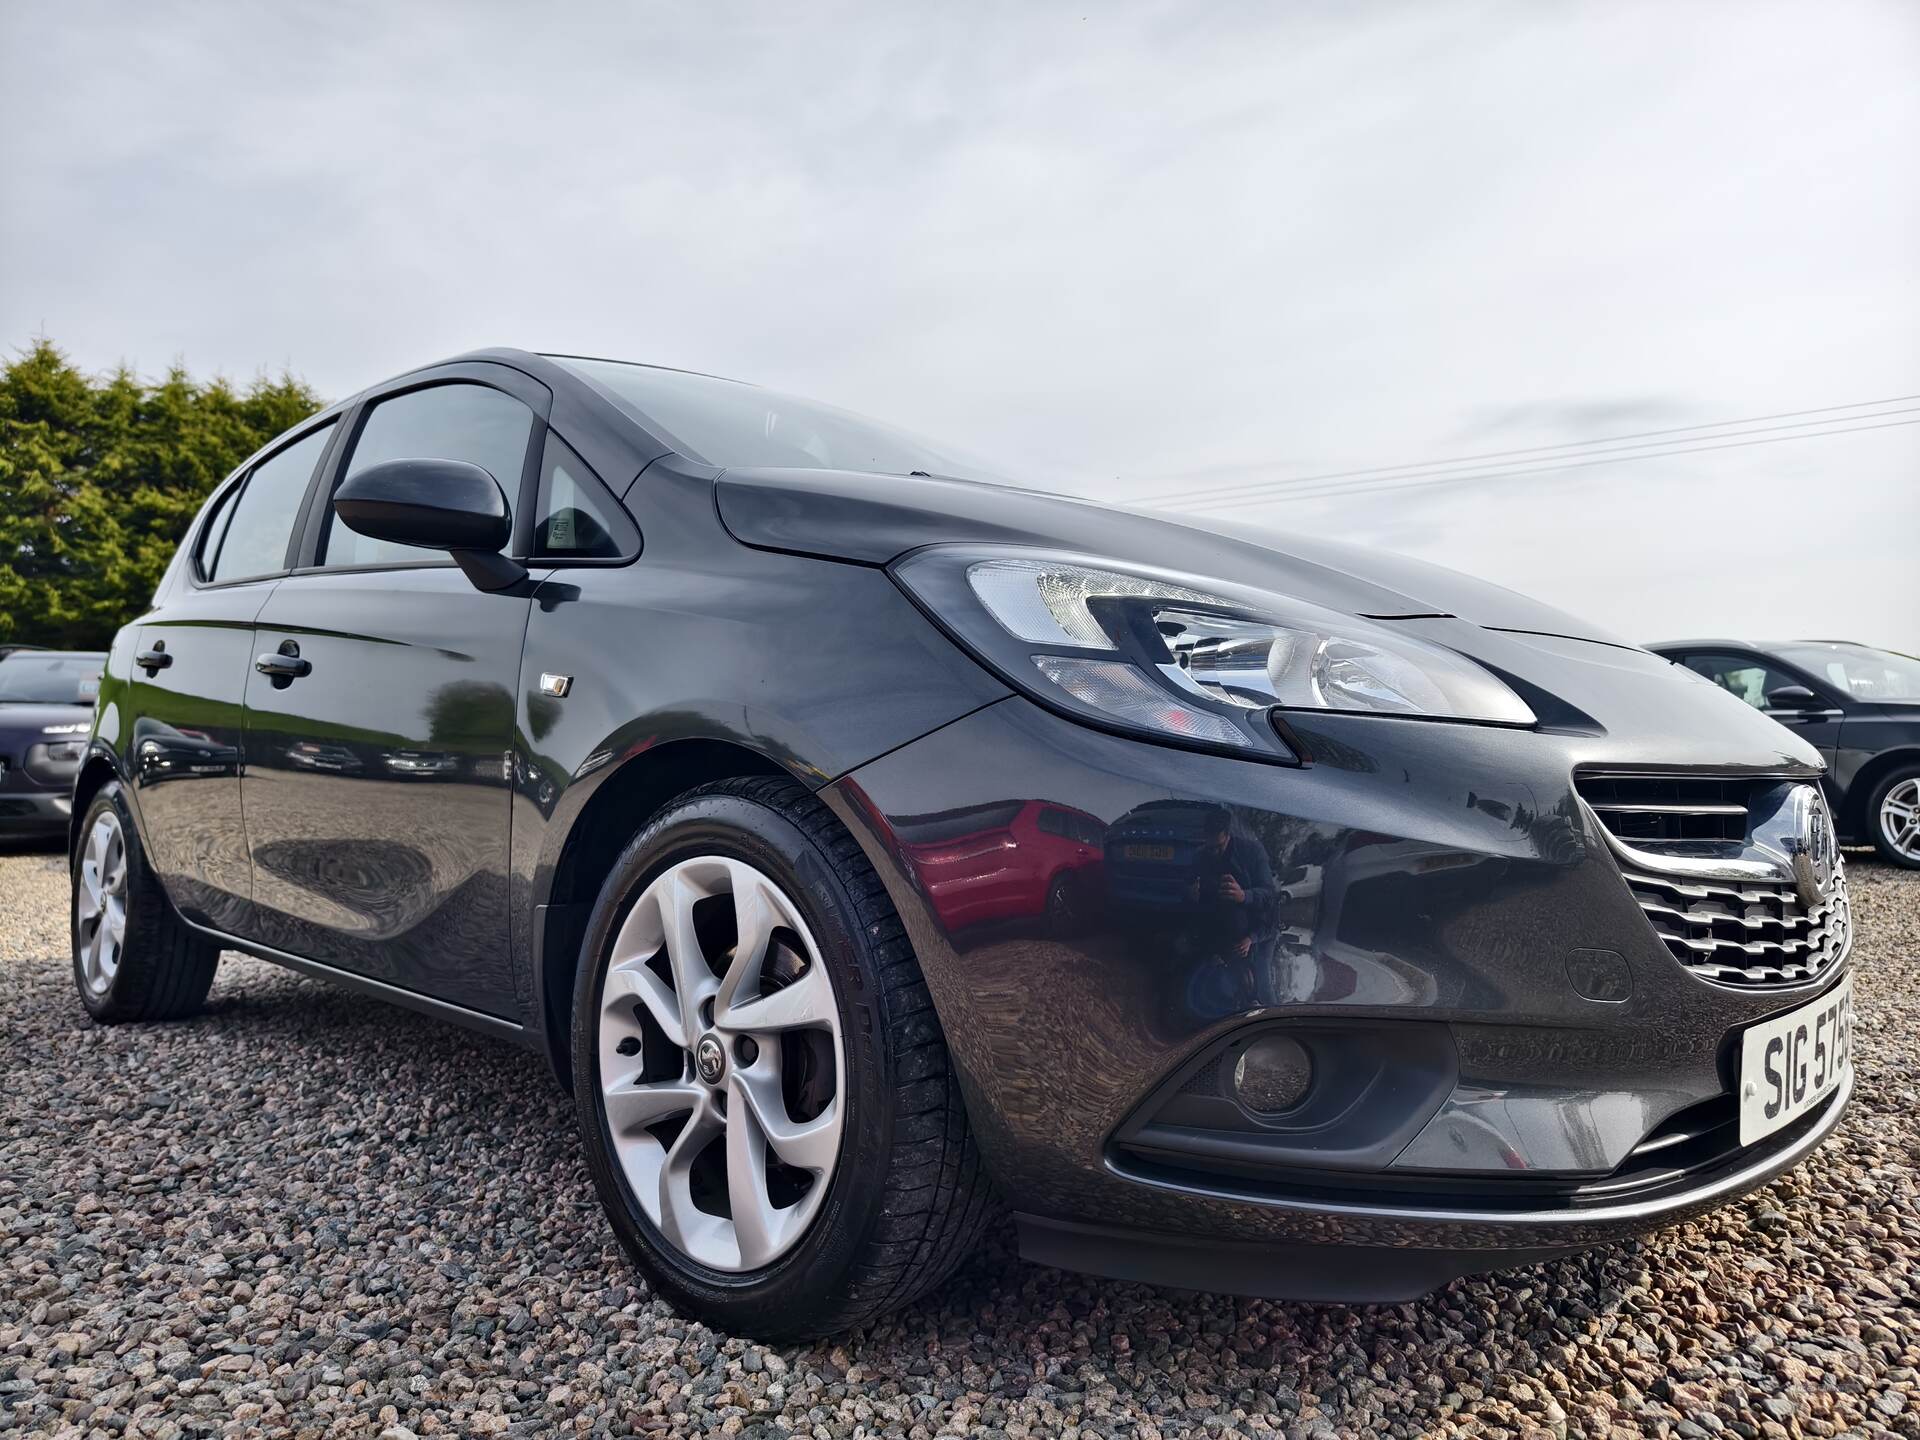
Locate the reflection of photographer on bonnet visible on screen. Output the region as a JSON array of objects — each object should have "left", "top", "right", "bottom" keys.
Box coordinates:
[{"left": 1186, "top": 806, "right": 1276, "bottom": 957}]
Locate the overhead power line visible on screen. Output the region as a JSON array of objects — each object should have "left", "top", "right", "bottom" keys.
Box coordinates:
[
  {"left": 1132, "top": 392, "right": 1920, "bottom": 508},
  {"left": 1155, "top": 415, "right": 1920, "bottom": 514}
]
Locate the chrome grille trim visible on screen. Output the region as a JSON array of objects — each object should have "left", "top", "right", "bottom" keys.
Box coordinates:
[
  {"left": 1588, "top": 801, "right": 1748, "bottom": 816},
  {"left": 1576, "top": 772, "right": 1852, "bottom": 990}
]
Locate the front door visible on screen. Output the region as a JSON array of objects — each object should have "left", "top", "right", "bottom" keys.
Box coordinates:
[{"left": 235, "top": 375, "right": 542, "bottom": 1018}]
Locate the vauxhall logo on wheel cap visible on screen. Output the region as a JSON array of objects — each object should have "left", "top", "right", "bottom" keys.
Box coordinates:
[{"left": 694, "top": 1034, "right": 727, "bottom": 1085}]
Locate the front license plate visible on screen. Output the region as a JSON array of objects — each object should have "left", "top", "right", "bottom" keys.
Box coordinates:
[
  {"left": 1738, "top": 975, "right": 1852, "bottom": 1145},
  {"left": 1122, "top": 843, "right": 1177, "bottom": 861}
]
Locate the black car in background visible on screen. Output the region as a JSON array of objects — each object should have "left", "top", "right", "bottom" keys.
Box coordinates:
[
  {"left": 1648, "top": 639, "right": 1920, "bottom": 868},
  {"left": 0, "top": 650, "right": 104, "bottom": 837},
  {"left": 65, "top": 349, "right": 1858, "bottom": 1338}
]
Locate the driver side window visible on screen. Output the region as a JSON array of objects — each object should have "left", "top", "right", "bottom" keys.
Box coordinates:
[
  {"left": 322, "top": 383, "right": 535, "bottom": 569},
  {"left": 1683, "top": 652, "right": 1804, "bottom": 711}
]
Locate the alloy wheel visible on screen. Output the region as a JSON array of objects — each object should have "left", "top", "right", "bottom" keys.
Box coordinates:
[
  {"left": 596, "top": 855, "right": 846, "bottom": 1272},
  {"left": 1882, "top": 777, "right": 1920, "bottom": 862},
  {"left": 75, "top": 811, "right": 129, "bottom": 996}
]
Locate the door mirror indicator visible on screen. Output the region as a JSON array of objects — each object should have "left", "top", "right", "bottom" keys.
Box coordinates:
[{"left": 332, "top": 458, "right": 528, "bottom": 592}]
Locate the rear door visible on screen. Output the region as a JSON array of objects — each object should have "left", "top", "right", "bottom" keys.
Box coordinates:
[
  {"left": 235, "top": 366, "right": 546, "bottom": 1018},
  {"left": 128, "top": 419, "right": 340, "bottom": 932}
]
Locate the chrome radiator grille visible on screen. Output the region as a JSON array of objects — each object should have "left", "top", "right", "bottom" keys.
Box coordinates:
[
  {"left": 1576, "top": 772, "right": 1851, "bottom": 989},
  {"left": 1615, "top": 866, "right": 1850, "bottom": 988}
]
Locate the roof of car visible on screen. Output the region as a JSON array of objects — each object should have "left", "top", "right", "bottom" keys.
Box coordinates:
[{"left": 1649, "top": 637, "right": 1866, "bottom": 649}]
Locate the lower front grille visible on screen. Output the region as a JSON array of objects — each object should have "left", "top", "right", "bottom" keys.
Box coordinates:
[{"left": 1620, "top": 867, "right": 1851, "bottom": 988}]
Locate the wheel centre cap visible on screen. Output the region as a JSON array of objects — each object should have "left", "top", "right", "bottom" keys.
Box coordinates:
[{"left": 694, "top": 1033, "right": 727, "bottom": 1085}]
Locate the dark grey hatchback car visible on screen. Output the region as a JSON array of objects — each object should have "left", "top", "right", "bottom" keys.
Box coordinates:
[{"left": 73, "top": 349, "right": 1855, "bottom": 1338}]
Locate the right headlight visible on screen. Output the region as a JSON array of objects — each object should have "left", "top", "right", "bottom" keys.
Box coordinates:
[{"left": 892, "top": 547, "right": 1535, "bottom": 763}]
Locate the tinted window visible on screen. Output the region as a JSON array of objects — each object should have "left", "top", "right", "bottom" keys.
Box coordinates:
[
  {"left": 534, "top": 434, "right": 633, "bottom": 559},
  {"left": 209, "top": 423, "right": 335, "bottom": 582},
  {"left": 0, "top": 653, "right": 105, "bottom": 704},
  {"left": 323, "top": 384, "right": 534, "bottom": 568},
  {"left": 194, "top": 481, "right": 240, "bottom": 581},
  {"left": 1683, "top": 653, "right": 1808, "bottom": 711},
  {"left": 1774, "top": 643, "right": 1920, "bottom": 702},
  {"left": 557, "top": 356, "right": 1008, "bottom": 482}
]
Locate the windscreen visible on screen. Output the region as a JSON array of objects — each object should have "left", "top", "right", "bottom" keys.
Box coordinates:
[
  {"left": 1775, "top": 643, "right": 1920, "bottom": 702},
  {"left": 0, "top": 653, "right": 105, "bottom": 704},
  {"left": 555, "top": 356, "right": 1010, "bottom": 483}
]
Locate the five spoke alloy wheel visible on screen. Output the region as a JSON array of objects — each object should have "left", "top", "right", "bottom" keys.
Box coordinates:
[
  {"left": 1880, "top": 775, "right": 1920, "bottom": 863},
  {"left": 75, "top": 810, "right": 129, "bottom": 997},
  {"left": 596, "top": 854, "right": 845, "bottom": 1272}
]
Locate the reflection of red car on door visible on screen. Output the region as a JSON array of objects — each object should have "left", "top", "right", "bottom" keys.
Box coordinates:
[{"left": 893, "top": 799, "right": 1106, "bottom": 934}]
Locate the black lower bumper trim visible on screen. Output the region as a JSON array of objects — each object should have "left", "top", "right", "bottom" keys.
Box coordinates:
[{"left": 1014, "top": 1214, "right": 1571, "bottom": 1303}]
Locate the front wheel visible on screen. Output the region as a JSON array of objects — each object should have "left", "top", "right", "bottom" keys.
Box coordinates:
[
  {"left": 1867, "top": 766, "right": 1920, "bottom": 869},
  {"left": 571, "top": 776, "right": 996, "bottom": 1339}
]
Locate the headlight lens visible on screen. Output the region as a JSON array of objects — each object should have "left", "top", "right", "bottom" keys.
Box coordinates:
[
  {"left": 895, "top": 548, "right": 1535, "bottom": 761},
  {"left": 42, "top": 740, "right": 85, "bottom": 763}
]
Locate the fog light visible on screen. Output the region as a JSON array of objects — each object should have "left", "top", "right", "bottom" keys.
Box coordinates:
[{"left": 1233, "top": 1035, "right": 1312, "bottom": 1114}]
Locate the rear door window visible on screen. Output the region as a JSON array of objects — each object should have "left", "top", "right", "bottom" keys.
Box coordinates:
[
  {"left": 206, "top": 423, "right": 336, "bottom": 583},
  {"left": 194, "top": 480, "right": 241, "bottom": 581},
  {"left": 322, "top": 383, "right": 535, "bottom": 569}
]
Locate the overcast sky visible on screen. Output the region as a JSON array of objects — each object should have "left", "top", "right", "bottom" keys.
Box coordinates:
[{"left": 4, "top": 1, "right": 1915, "bottom": 646}]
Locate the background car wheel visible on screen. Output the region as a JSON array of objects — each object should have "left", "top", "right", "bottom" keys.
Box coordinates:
[
  {"left": 1867, "top": 765, "right": 1920, "bottom": 869},
  {"left": 571, "top": 775, "right": 997, "bottom": 1340},
  {"left": 71, "top": 780, "right": 220, "bottom": 1022}
]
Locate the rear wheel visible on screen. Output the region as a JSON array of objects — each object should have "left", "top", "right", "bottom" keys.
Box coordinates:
[
  {"left": 1867, "top": 767, "right": 1920, "bottom": 869},
  {"left": 71, "top": 781, "right": 220, "bottom": 1022},
  {"left": 571, "top": 776, "right": 996, "bottom": 1339}
]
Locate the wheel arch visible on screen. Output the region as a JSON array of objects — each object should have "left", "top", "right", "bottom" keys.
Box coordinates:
[
  {"left": 534, "top": 736, "right": 790, "bottom": 1092},
  {"left": 1840, "top": 746, "right": 1920, "bottom": 842}
]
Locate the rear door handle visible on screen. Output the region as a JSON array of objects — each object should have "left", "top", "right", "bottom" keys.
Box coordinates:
[
  {"left": 255, "top": 642, "right": 312, "bottom": 683},
  {"left": 135, "top": 644, "right": 172, "bottom": 675}
]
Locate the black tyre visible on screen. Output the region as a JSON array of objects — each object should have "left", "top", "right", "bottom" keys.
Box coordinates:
[
  {"left": 1865, "top": 764, "right": 1920, "bottom": 869},
  {"left": 570, "top": 776, "right": 996, "bottom": 1339},
  {"left": 71, "top": 779, "right": 220, "bottom": 1022}
]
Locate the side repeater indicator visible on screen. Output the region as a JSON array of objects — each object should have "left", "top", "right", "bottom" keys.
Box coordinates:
[{"left": 538, "top": 672, "right": 573, "bottom": 698}]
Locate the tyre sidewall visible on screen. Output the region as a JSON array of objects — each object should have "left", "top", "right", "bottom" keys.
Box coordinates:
[
  {"left": 570, "top": 790, "right": 895, "bottom": 1332},
  {"left": 70, "top": 778, "right": 148, "bottom": 1020}
]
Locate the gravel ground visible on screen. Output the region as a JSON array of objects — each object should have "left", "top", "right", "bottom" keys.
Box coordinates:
[{"left": 2, "top": 842, "right": 1917, "bottom": 1439}]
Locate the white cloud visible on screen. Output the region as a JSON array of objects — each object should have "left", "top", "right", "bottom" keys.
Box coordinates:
[{"left": 3, "top": 0, "right": 1915, "bottom": 644}]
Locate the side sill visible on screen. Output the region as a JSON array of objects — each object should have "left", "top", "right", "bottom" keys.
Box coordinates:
[{"left": 177, "top": 917, "right": 529, "bottom": 1045}]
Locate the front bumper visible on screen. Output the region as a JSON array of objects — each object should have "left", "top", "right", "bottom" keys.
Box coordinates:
[
  {"left": 825, "top": 694, "right": 1853, "bottom": 1279},
  {"left": 0, "top": 786, "right": 73, "bottom": 834},
  {"left": 1022, "top": 1069, "right": 1849, "bottom": 1301}
]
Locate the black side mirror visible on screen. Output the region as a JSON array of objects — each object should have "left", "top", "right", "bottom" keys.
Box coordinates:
[
  {"left": 332, "top": 458, "right": 528, "bottom": 592},
  {"left": 1764, "top": 684, "right": 1820, "bottom": 711}
]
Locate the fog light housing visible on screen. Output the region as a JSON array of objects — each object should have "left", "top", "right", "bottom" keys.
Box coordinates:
[
  {"left": 1109, "top": 1021, "right": 1457, "bottom": 1183},
  {"left": 1234, "top": 1035, "right": 1313, "bottom": 1114}
]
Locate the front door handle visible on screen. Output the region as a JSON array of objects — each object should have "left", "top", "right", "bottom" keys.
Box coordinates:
[
  {"left": 255, "top": 641, "right": 312, "bottom": 686},
  {"left": 135, "top": 643, "right": 172, "bottom": 676}
]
